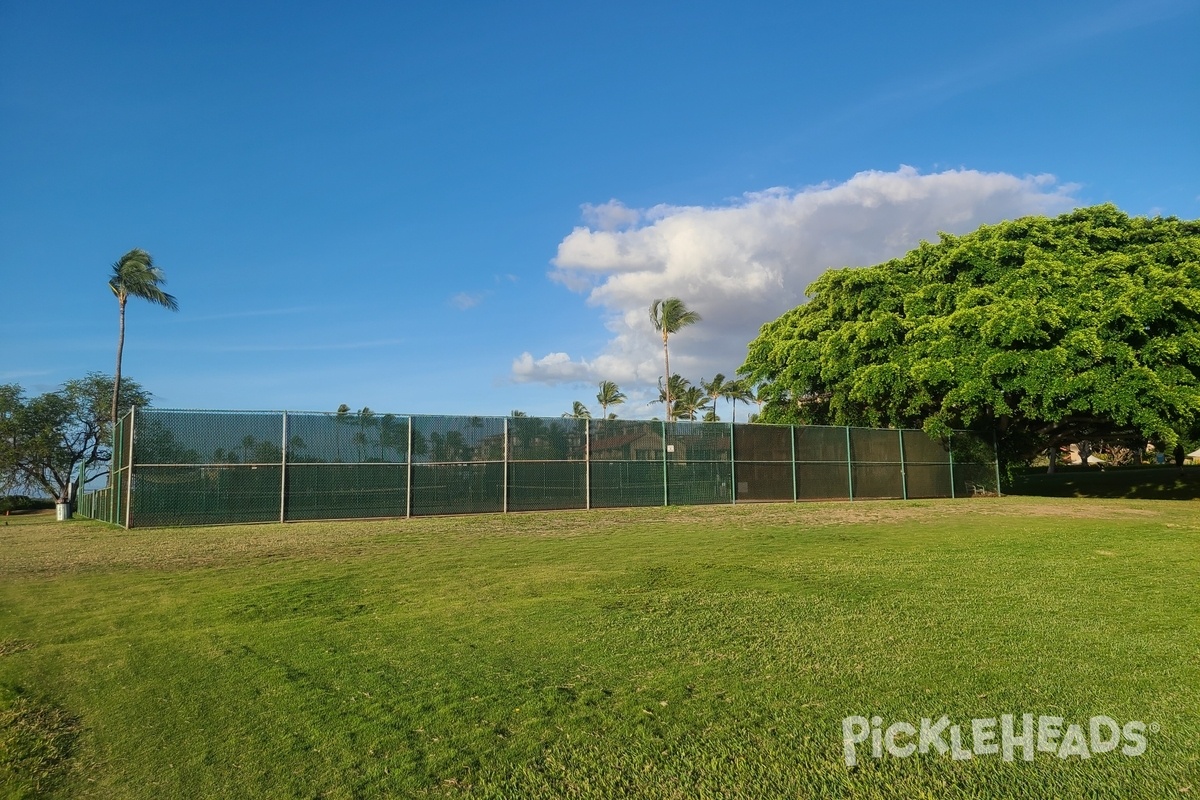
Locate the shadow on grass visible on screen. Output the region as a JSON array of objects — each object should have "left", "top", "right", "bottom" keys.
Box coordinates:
[{"left": 1007, "top": 465, "right": 1200, "bottom": 500}]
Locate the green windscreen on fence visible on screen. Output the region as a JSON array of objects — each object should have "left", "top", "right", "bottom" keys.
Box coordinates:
[
  {"left": 285, "top": 464, "right": 408, "bottom": 521},
  {"left": 902, "top": 429, "right": 953, "bottom": 499},
  {"left": 666, "top": 421, "right": 731, "bottom": 505},
  {"left": 850, "top": 427, "right": 904, "bottom": 500},
  {"left": 75, "top": 408, "right": 1001, "bottom": 527},
  {"left": 733, "top": 424, "right": 794, "bottom": 502},
  {"left": 508, "top": 417, "right": 586, "bottom": 511},
  {"left": 950, "top": 431, "right": 1000, "bottom": 496},
  {"left": 794, "top": 425, "right": 851, "bottom": 501},
  {"left": 85, "top": 410, "right": 133, "bottom": 525},
  {"left": 134, "top": 465, "right": 282, "bottom": 527},
  {"left": 409, "top": 415, "right": 505, "bottom": 516},
  {"left": 590, "top": 419, "right": 666, "bottom": 508},
  {"left": 283, "top": 412, "right": 410, "bottom": 521}
]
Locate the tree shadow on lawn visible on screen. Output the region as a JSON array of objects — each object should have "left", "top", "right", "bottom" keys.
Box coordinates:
[{"left": 1008, "top": 465, "right": 1200, "bottom": 500}]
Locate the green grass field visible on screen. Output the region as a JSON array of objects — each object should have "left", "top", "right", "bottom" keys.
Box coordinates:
[{"left": 2, "top": 499, "right": 1198, "bottom": 798}]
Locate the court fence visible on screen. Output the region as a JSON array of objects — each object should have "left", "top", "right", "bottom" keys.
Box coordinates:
[{"left": 76, "top": 408, "right": 1001, "bottom": 528}]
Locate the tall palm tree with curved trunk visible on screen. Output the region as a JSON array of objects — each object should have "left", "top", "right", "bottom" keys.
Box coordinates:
[
  {"left": 109, "top": 249, "right": 178, "bottom": 428},
  {"left": 596, "top": 380, "right": 626, "bottom": 417},
  {"left": 649, "top": 298, "right": 700, "bottom": 421}
]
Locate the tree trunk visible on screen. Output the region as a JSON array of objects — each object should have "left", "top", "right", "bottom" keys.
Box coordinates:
[
  {"left": 1046, "top": 447, "right": 1056, "bottom": 474},
  {"left": 662, "top": 333, "right": 672, "bottom": 422},
  {"left": 111, "top": 296, "right": 126, "bottom": 431}
]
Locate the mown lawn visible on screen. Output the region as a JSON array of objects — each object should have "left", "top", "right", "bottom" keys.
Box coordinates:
[{"left": 1, "top": 499, "right": 1198, "bottom": 798}]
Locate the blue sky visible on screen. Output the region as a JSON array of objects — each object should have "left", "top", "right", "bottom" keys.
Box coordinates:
[{"left": 2, "top": 0, "right": 1197, "bottom": 420}]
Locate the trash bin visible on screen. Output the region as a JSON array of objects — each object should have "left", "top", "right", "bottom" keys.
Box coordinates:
[{"left": 56, "top": 502, "right": 71, "bottom": 521}]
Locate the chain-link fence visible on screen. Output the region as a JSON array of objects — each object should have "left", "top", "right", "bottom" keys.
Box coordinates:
[
  {"left": 75, "top": 408, "right": 1000, "bottom": 528},
  {"left": 76, "top": 409, "right": 133, "bottom": 524}
]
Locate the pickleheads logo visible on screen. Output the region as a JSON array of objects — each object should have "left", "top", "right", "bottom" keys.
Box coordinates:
[{"left": 842, "top": 714, "right": 1153, "bottom": 767}]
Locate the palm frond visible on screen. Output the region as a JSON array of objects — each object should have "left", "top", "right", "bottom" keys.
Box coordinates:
[
  {"left": 109, "top": 249, "right": 179, "bottom": 310},
  {"left": 649, "top": 297, "right": 701, "bottom": 334}
]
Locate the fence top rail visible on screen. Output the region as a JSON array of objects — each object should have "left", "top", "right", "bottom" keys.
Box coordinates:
[{"left": 137, "top": 408, "right": 987, "bottom": 436}]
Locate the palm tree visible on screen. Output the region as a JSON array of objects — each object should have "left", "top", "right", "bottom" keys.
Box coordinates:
[
  {"left": 649, "top": 298, "right": 701, "bottom": 421},
  {"left": 429, "top": 432, "right": 447, "bottom": 462},
  {"left": 596, "top": 381, "right": 626, "bottom": 417},
  {"left": 701, "top": 374, "right": 737, "bottom": 422},
  {"left": 672, "top": 385, "right": 710, "bottom": 421},
  {"left": 724, "top": 378, "right": 752, "bottom": 423},
  {"left": 354, "top": 407, "right": 375, "bottom": 461},
  {"left": 655, "top": 374, "right": 691, "bottom": 409},
  {"left": 563, "top": 401, "right": 591, "bottom": 419},
  {"left": 662, "top": 371, "right": 691, "bottom": 419},
  {"left": 334, "top": 404, "right": 351, "bottom": 461},
  {"left": 444, "top": 430, "right": 468, "bottom": 461},
  {"left": 747, "top": 384, "right": 765, "bottom": 419},
  {"left": 109, "top": 249, "right": 178, "bottom": 428}
]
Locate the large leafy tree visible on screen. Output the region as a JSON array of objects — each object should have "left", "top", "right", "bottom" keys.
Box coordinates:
[
  {"left": 740, "top": 205, "right": 1200, "bottom": 462},
  {"left": 1, "top": 374, "right": 150, "bottom": 503},
  {"left": 0, "top": 384, "right": 24, "bottom": 497},
  {"left": 109, "top": 249, "right": 177, "bottom": 428},
  {"left": 649, "top": 298, "right": 701, "bottom": 421}
]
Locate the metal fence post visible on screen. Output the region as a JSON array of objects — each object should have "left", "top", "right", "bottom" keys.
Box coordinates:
[
  {"left": 280, "top": 411, "right": 288, "bottom": 523},
  {"left": 406, "top": 416, "right": 413, "bottom": 518},
  {"left": 662, "top": 420, "right": 669, "bottom": 507},
  {"left": 729, "top": 422, "right": 736, "bottom": 505},
  {"left": 845, "top": 426, "right": 854, "bottom": 502},
  {"left": 948, "top": 431, "right": 956, "bottom": 499},
  {"left": 898, "top": 428, "right": 908, "bottom": 501},
  {"left": 503, "top": 417, "right": 509, "bottom": 513},
  {"left": 790, "top": 425, "right": 797, "bottom": 502},
  {"left": 109, "top": 414, "right": 121, "bottom": 524},
  {"left": 585, "top": 417, "right": 591, "bottom": 510},
  {"left": 123, "top": 406, "right": 136, "bottom": 529}
]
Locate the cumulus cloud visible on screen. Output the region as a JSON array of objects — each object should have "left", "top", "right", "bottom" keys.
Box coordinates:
[
  {"left": 581, "top": 199, "right": 641, "bottom": 231},
  {"left": 514, "top": 166, "right": 1079, "bottom": 391}
]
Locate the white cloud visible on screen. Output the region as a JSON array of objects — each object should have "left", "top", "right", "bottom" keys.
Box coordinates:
[
  {"left": 451, "top": 292, "right": 486, "bottom": 310},
  {"left": 515, "top": 166, "right": 1079, "bottom": 390},
  {"left": 512, "top": 352, "right": 593, "bottom": 384},
  {"left": 580, "top": 199, "right": 641, "bottom": 231}
]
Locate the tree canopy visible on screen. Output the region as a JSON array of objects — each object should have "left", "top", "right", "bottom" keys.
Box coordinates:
[
  {"left": 739, "top": 205, "right": 1200, "bottom": 461},
  {"left": 1, "top": 374, "right": 151, "bottom": 502}
]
